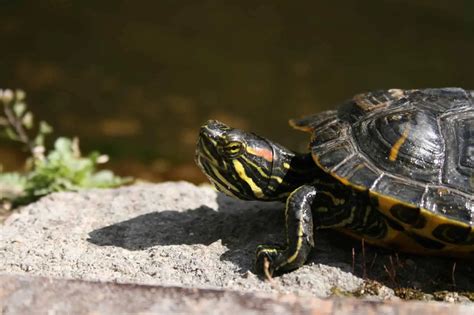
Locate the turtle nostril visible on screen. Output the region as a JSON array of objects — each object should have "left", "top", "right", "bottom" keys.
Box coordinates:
[{"left": 199, "top": 120, "right": 229, "bottom": 140}]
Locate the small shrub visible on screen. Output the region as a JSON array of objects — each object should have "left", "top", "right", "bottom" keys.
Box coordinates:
[{"left": 0, "top": 89, "right": 132, "bottom": 209}]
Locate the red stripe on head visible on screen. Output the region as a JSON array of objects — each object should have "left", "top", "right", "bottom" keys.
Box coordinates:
[{"left": 247, "top": 147, "right": 273, "bottom": 162}]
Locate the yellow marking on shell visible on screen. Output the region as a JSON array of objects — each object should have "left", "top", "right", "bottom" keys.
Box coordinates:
[
  {"left": 332, "top": 171, "right": 365, "bottom": 191},
  {"left": 317, "top": 153, "right": 474, "bottom": 254},
  {"left": 389, "top": 125, "right": 411, "bottom": 161},
  {"left": 354, "top": 163, "right": 365, "bottom": 171},
  {"left": 283, "top": 162, "right": 291, "bottom": 169},
  {"left": 414, "top": 207, "right": 472, "bottom": 249},
  {"left": 288, "top": 118, "right": 313, "bottom": 132},
  {"left": 232, "top": 160, "right": 264, "bottom": 198},
  {"left": 369, "top": 190, "right": 474, "bottom": 255},
  {"left": 337, "top": 176, "right": 350, "bottom": 186},
  {"left": 344, "top": 226, "right": 425, "bottom": 253},
  {"left": 375, "top": 193, "right": 400, "bottom": 213},
  {"left": 337, "top": 224, "right": 474, "bottom": 257},
  {"left": 309, "top": 131, "right": 474, "bottom": 255},
  {"left": 373, "top": 192, "right": 432, "bottom": 233}
]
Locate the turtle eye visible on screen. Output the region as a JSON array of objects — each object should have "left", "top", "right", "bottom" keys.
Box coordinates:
[{"left": 223, "top": 141, "right": 244, "bottom": 157}]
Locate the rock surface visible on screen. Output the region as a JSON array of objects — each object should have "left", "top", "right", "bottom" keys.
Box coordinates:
[
  {"left": 0, "top": 182, "right": 473, "bottom": 301},
  {"left": 2, "top": 274, "right": 473, "bottom": 315}
]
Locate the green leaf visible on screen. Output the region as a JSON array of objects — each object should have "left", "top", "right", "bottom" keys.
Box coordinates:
[
  {"left": 39, "top": 121, "right": 53, "bottom": 134},
  {"left": 5, "top": 127, "right": 19, "bottom": 141},
  {"left": 13, "top": 102, "right": 26, "bottom": 117},
  {"left": 34, "top": 134, "right": 44, "bottom": 146},
  {"left": 22, "top": 112, "right": 34, "bottom": 129},
  {"left": 53, "top": 137, "right": 74, "bottom": 155},
  {"left": 0, "top": 172, "right": 27, "bottom": 200},
  {"left": 15, "top": 89, "right": 26, "bottom": 101}
]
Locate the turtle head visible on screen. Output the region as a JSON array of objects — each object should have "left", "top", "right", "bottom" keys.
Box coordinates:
[{"left": 196, "top": 120, "right": 297, "bottom": 201}]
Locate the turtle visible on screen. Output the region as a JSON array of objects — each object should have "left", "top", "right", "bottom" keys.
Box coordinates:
[{"left": 195, "top": 87, "right": 474, "bottom": 276}]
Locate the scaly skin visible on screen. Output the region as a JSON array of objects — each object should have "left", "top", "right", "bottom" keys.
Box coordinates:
[{"left": 195, "top": 120, "right": 388, "bottom": 275}]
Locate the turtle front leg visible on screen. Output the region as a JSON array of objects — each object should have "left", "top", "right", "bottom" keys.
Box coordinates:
[{"left": 256, "top": 185, "right": 316, "bottom": 275}]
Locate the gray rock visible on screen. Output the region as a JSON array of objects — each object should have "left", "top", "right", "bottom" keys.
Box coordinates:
[
  {"left": 2, "top": 274, "right": 474, "bottom": 315},
  {"left": 1, "top": 182, "right": 473, "bottom": 300}
]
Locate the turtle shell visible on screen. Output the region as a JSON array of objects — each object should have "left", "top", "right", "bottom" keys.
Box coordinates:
[{"left": 291, "top": 88, "right": 474, "bottom": 249}]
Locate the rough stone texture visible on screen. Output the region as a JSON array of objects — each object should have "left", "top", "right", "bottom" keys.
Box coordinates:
[
  {"left": 0, "top": 182, "right": 473, "bottom": 302},
  {"left": 2, "top": 274, "right": 473, "bottom": 315}
]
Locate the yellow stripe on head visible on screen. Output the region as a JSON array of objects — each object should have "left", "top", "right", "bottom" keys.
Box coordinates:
[
  {"left": 232, "top": 160, "right": 264, "bottom": 198},
  {"left": 208, "top": 164, "right": 240, "bottom": 194}
]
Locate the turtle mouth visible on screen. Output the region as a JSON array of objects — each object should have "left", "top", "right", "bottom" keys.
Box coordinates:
[
  {"left": 195, "top": 126, "right": 245, "bottom": 198},
  {"left": 195, "top": 121, "right": 228, "bottom": 170},
  {"left": 195, "top": 130, "right": 225, "bottom": 183},
  {"left": 195, "top": 138, "right": 207, "bottom": 166},
  {"left": 195, "top": 150, "right": 240, "bottom": 198},
  {"left": 195, "top": 136, "right": 220, "bottom": 170}
]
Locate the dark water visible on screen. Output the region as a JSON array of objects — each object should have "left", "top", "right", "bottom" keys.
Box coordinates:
[{"left": 1, "top": 1, "right": 474, "bottom": 181}]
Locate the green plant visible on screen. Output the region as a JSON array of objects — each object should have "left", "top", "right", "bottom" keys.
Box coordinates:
[{"left": 0, "top": 89, "right": 132, "bottom": 209}]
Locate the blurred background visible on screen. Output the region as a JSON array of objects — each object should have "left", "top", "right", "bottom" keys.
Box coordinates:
[{"left": 1, "top": 0, "right": 474, "bottom": 183}]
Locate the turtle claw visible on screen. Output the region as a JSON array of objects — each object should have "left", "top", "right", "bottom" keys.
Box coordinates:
[
  {"left": 255, "top": 244, "right": 284, "bottom": 277},
  {"left": 262, "top": 256, "right": 274, "bottom": 281}
]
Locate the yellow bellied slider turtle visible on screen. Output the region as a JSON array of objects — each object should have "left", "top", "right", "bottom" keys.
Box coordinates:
[{"left": 195, "top": 88, "right": 474, "bottom": 276}]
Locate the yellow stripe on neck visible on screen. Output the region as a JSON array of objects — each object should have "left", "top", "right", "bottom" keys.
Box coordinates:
[{"left": 232, "top": 160, "right": 264, "bottom": 198}]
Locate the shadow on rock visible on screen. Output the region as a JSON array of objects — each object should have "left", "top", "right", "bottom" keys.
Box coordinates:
[
  {"left": 88, "top": 193, "right": 474, "bottom": 293},
  {"left": 87, "top": 194, "right": 286, "bottom": 271}
]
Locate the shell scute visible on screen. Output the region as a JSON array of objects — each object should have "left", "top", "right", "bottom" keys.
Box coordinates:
[{"left": 292, "top": 88, "right": 474, "bottom": 228}]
